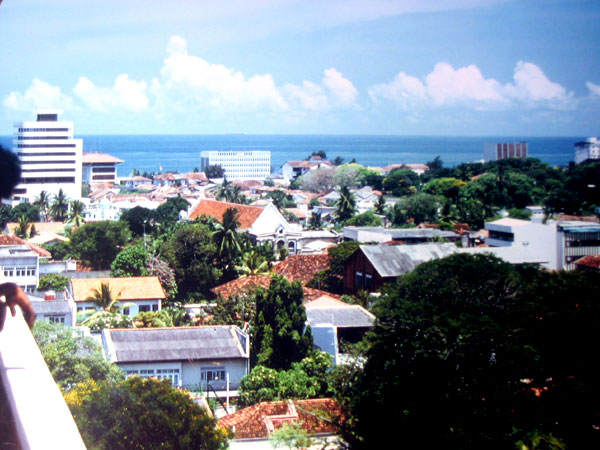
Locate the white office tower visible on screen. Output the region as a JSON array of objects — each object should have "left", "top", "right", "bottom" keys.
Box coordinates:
[
  {"left": 574, "top": 137, "right": 600, "bottom": 164},
  {"left": 12, "top": 110, "right": 82, "bottom": 204},
  {"left": 484, "top": 142, "right": 528, "bottom": 161},
  {"left": 200, "top": 150, "right": 271, "bottom": 180}
]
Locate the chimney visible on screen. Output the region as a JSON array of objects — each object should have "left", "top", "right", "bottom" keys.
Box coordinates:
[{"left": 45, "top": 290, "right": 56, "bottom": 301}]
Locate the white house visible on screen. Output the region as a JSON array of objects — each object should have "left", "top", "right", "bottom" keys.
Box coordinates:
[
  {"left": 281, "top": 157, "right": 335, "bottom": 182},
  {"left": 70, "top": 276, "right": 165, "bottom": 315},
  {"left": 101, "top": 326, "right": 250, "bottom": 390},
  {"left": 0, "top": 235, "right": 44, "bottom": 292},
  {"left": 574, "top": 137, "right": 600, "bottom": 164}
]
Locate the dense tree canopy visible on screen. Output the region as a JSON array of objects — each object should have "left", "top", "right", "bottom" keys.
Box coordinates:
[
  {"left": 110, "top": 244, "right": 150, "bottom": 277},
  {"left": 64, "top": 377, "right": 230, "bottom": 450},
  {"left": 33, "top": 322, "right": 123, "bottom": 390},
  {"left": 69, "top": 221, "right": 131, "bottom": 269},
  {"left": 340, "top": 254, "right": 600, "bottom": 449}
]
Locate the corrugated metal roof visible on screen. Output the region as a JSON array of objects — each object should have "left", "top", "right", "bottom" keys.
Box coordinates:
[
  {"left": 307, "top": 307, "right": 374, "bottom": 328},
  {"left": 106, "top": 326, "right": 248, "bottom": 363},
  {"left": 31, "top": 300, "right": 72, "bottom": 315},
  {"left": 360, "top": 243, "right": 458, "bottom": 277}
]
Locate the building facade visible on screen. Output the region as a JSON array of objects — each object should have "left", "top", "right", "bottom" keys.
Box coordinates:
[
  {"left": 484, "top": 142, "right": 528, "bottom": 161},
  {"left": 82, "top": 152, "right": 123, "bottom": 185},
  {"left": 11, "top": 109, "right": 82, "bottom": 204},
  {"left": 574, "top": 137, "right": 600, "bottom": 164},
  {"left": 200, "top": 150, "right": 271, "bottom": 180}
]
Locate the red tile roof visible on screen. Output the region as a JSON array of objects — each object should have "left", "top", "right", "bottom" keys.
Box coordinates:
[
  {"left": 272, "top": 254, "right": 330, "bottom": 285},
  {"left": 574, "top": 254, "right": 600, "bottom": 270},
  {"left": 82, "top": 153, "right": 124, "bottom": 164},
  {"left": 71, "top": 277, "right": 166, "bottom": 302},
  {"left": 0, "top": 234, "right": 51, "bottom": 258},
  {"left": 218, "top": 398, "right": 342, "bottom": 440},
  {"left": 188, "top": 199, "right": 264, "bottom": 229}
]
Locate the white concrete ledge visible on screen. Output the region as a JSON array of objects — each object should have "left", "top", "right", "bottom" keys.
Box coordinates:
[{"left": 0, "top": 309, "right": 86, "bottom": 450}]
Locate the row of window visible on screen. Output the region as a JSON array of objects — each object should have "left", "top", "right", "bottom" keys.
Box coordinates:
[
  {"left": 125, "top": 368, "right": 180, "bottom": 386},
  {"left": 20, "top": 177, "right": 76, "bottom": 184},
  {"left": 21, "top": 160, "right": 76, "bottom": 165},
  {"left": 22, "top": 168, "right": 75, "bottom": 173},
  {"left": 92, "top": 167, "right": 116, "bottom": 173},
  {"left": 18, "top": 152, "right": 77, "bottom": 157},
  {"left": 3, "top": 267, "right": 36, "bottom": 278},
  {"left": 17, "top": 136, "right": 69, "bottom": 140},
  {"left": 17, "top": 144, "right": 76, "bottom": 148},
  {"left": 18, "top": 127, "right": 70, "bottom": 132},
  {"left": 92, "top": 175, "right": 116, "bottom": 180},
  {"left": 355, "top": 271, "right": 373, "bottom": 290}
]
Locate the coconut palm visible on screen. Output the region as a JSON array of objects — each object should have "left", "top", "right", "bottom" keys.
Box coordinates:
[
  {"left": 50, "top": 188, "right": 69, "bottom": 221},
  {"left": 212, "top": 207, "right": 242, "bottom": 263},
  {"left": 236, "top": 250, "right": 269, "bottom": 277},
  {"left": 15, "top": 214, "right": 30, "bottom": 238},
  {"left": 85, "top": 281, "right": 123, "bottom": 313},
  {"left": 335, "top": 185, "right": 356, "bottom": 223},
  {"left": 68, "top": 199, "right": 86, "bottom": 227},
  {"left": 34, "top": 190, "right": 50, "bottom": 221}
]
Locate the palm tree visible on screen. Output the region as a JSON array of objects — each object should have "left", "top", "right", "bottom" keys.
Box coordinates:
[
  {"left": 68, "top": 199, "right": 86, "bottom": 227},
  {"left": 34, "top": 190, "right": 50, "bottom": 221},
  {"left": 308, "top": 211, "right": 322, "bottom": 230},
  {"left": 236, "top": 250, "right": 269, "bottom": 277},
  {"left": 215, "top": 178, "right": 232, "bottom": 202},
  {"left": 85, "top": 281, "right": 123, "bottom": 313},
  {"left": 50, "top": 188, "right": 69, "bottom": 221},
  {"left": 212, "top": 207, "right": 242, "bottom": 263},
  {"left": 335, "top": 185, "right": 356, "bottom": 223},
  {"left": 15, "top": 214, "right": 30, "bottom": 238}
]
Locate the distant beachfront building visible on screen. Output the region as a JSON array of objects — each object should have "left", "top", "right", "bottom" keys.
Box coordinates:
[
  {"left": 10, "top": 109, "right": 82, "bottom": 204},
  {"left": 200, "top": 150, "right": 271, "bottom": 180},
  {"left": 574, "top": 137, "right": 600, "bottom": 164},
  {"left": 82, "top": 152, "right": 124, "bottom": 185},
  {"left": 484, "top": 142, "right": 528, "bottom": 161}
]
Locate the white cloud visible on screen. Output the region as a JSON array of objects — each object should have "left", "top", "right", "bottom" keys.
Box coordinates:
[
  {"left": 73, "top": 74, "right": 149, "bottom": 112},
  {"left": 322, "top": 68, "right": 358, "bottom": 107},
  {"left": 283, "top": 81, "right": 328, "bottom": 111},
  {"left": 2, "top": 79, "right": 74, "bottom": 111},
  {"left": 369, "top": 61, "right": 572, "bottom": 110},
  {"left": 586, "top": 81, "right": 600, "bottom": 97}
]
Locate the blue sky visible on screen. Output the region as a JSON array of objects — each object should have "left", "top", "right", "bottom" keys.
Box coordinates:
[{"left": 1, "top": 0, "right": 599, "bottom": 135}]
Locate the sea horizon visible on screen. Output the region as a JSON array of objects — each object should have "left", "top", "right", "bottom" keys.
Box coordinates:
[{"left": 1, "top": 134, "right": 583, "bottom": 178}]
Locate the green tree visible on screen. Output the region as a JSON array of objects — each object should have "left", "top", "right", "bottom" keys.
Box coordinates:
[
  {"left": 335, "top": 185, "right": 356, "bottom": 223},
  {"left": 345, "top": 210, "right": 382, "bottom": 227},
  {"left": 270, "top": 421, "right": 314, "bottom": 450},
  {"left": 15, "top": 214, "right": 30, "bottom": 238},
  {"left": 204, "top": 164, "right": 225, "bottom": 178},
  {"left": 236, "top": 250, "right": 269, "bottom": 277},
  {"left": 34, "top": 190, "right": 51, "bottom": 220},
  {"left": 382, "top": 168, "right": 420, "bottom": 196},
  {"left": 119, "top": 206, "right": 156, "bottom": 237},
  {"left": 68, "top": 199, "right": 86, "bottom": 227},
  {"left": 69, "top": 221, "right": 131, "bottom": 269},
  {"left": 212, "top": 207, "right": 242, "bottom": 267},
  {"left": 0, "top": 204, "right": 12, "bottom": 228},
  {"left": 50, "top": 188, "right": 69, "bottom": 221},
  {"left": 154, "top": 197, "right": 190, "bottom": 226},
  {"left": 307, "top": 211, "right": 323, "bottom": 230},
  {"left": 45, "top": 240, "right": 73, "bottom": 261},
  {"left": 161, "top": 222, "right": 222, "bottom": 300},
  {"left": 147, "top": 254, "right": 178, "bottom": 303},
  {"left": 10, "top": 202, "right": 41, "bottom": 223},
  {"left": 85, "top": 281, "right": 123, "bottom": 313},
  {"left": 32, "top": 322, "right": 123, "bottom": 390},
  {"left": 64, "top": 377, "right": 230, "bottom": 450},
  {"left": 251, "top": 275, "right": 313, "bottom": 370},
  {"left": 38, "top": 273, "right": 69, "bottom": 291},
  {"left": 110, "top": 244, "right": 150, "bottom": 277}
]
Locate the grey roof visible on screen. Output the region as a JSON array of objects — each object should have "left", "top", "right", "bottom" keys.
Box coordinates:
[
  {"left": 360, "top": 243, "right": 458, "bottom": 277},
  {"left": 104, "top": 326, "right": 248, "bottom": 363},
  {"left": 31, "top": 300, "right": 73, "bottom": 315},
  {"left": 306, "top": 307, "right": 374, "bottom": 328},
  {"left": 344, "top": 226, "right": 459, "bottom": 240}
]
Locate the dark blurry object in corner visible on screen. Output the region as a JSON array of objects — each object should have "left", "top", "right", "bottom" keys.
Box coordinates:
[{"left": 0, "top": 145, "right": 21, "bottom": 199}]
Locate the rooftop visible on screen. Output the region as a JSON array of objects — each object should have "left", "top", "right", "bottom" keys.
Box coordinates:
[
  {"left": 0, "top": 234, "right": 51, "bottom": 258},
  {"left": 272, "top": 254, "right": 330, "bottom": 285},
  {"left": 188, "top": 199, "right": 264, "bottom": 229},
  {"left": 70, "top": 276, "right": 166, "bottom": 302},
  {"left": 82, "top": 153, "right": 124, "bottom": 164}
]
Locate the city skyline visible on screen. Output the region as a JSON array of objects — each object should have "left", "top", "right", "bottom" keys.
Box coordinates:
[{"left": 1, "top": 0, "right": 599, "bottom": 136}]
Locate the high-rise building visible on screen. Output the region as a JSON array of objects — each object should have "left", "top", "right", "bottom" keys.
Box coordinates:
[
  {"left": 200, "top": 150, "right": 271, "bottom": 180},
  {"left": 484, "top": 142, "right": 528, "bottom": 161},
  {"left": 11, "top": 109, "right": 82, "bottom": 204},
  {"left": 574, "top": 137, "right": 600, "bottom": 164}
]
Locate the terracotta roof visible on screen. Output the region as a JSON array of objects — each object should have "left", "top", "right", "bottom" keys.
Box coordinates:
[
  {"left": 82, "top": 153, "right": 124, "bottom": 164},
  {"left": 0, "top": 234, "right": 51, "bottom": 258},
  {"left": 384, "top": 163, "right": 429, "bottom": 172},
  {"left": 574, "top": 254, "right": 600, "bottom": 270},
  {"left": 212, "top": 275, "right": 340, "bottom": 301},
  {"left": 188, "top": 199, "right": 264, "bottom": 229},
  {"left": 7, "top": 221, "right": 66, "bottom": 235},
  {"left": 218, "top": 398, "right": 342, "bottom": 440},
  {"left": 556, "top": 214, "right": 600, "bottom": 223},
  {"left": 70, "top": 276, "right": 166, "bottom": 302},
  {"left": 272, "top": 254, "right": 330, "bottom": 285},
  {"left": 183, "top": 172, "right": 208, "bottom": 181}
]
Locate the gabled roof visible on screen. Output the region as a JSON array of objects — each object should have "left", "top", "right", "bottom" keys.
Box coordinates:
[
  {"left": 0, "top": 234, "right": 51, "bottom": 258},
  {"left": 218, "top": 398, "right": 342, "bottom": 440},
  {"left": 272, "top": 254, "right": 330, "bottom": 285},
  {"left": 103, "top": 326, "right": 248, "bottom": 363},
  {"left": 82, "top": 153, "right": 124, "bottom": 164},
  {"left": 359, "top": 243, "right": 458, "bottom": 277},
  {"left": 574, "top": 254, "right": 600, "bottom": 270},
  {"left": 306, "top": 297, "right": 375, "bottom": 328},
  {"left": 188, "top": 199, "right": 264, "bottom": 229},
  {"left": 70, "top": 276, "right": 166, "bottom": 302},
  {"left": 31, "top": 300, "right": 73, "bottom": 315}
]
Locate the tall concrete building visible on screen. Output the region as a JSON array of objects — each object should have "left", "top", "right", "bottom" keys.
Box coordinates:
[
  {"left": 484, "top": 142, "right": 528, "bottom": 161},
  {"left": 200, "top": 150, "right": 270, "bottom": 180},
  {"left": 574, "top": 137, "right": 600, "bottom": 164},
  {"left": 11, "top": 110, "right": 82, "bottom": 204}
]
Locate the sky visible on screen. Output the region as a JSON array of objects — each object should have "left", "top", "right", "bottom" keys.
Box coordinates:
[{"left": 1, "top": 0, "right": 599, "bottom": 136}]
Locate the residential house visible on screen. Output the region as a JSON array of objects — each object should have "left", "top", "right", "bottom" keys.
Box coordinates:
[
  {"left": 343, "top": 243, "right": 457, "bottom": 295},
  {"left": 219, "top": 398, "right": 342, "bottom": 445},
  {"left": 70, "top": 276, "right": 165, "bottom": 315},
  {"left": 101, "top": 326, "right": 250, "bottom": 390},
  {"left": 30, "top": 292, "right": 77, "bottom": 326},
  {"left": 82, "top": 152, "right": 123, "bottom": 186},
  {"left": 281, "top": 158, "right": 335, "bottom": 182},
  {"left": 382, "top": 163, "right": 429, "bottom": 176},
  {"left": 306, "top": 296, "right": 375, "bottom": 365},
  {"left": 0, "top": 235, "right": 47, "bottom": 292},
  {"left": 343, "top": 226, "right": 460, "bottom": 244}
]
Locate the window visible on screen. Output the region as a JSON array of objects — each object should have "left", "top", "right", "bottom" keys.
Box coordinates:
[
  {"left": 152, "top": 304, "right": 159, "bottom": 312},
  {"left": 355, "top": 271, "right": 363, "bottom": 288},
  {"left": 4, "top": 269, "right": 14, "bottom": 277},
  {"left": 26, "top": 267, "right": 36, "bottom": 276},
  {"left": 139, "top": 305, "right": 151, "bottom": 312},
  {"left": 365, "top": 273, "right": 373, "bottom": 290},
  {"left": 201, "top": 368, "right": 226, "bottom": 385},
  {"left": 122, "top": 307, "right": 130, "bottom": 316},
  {"left": 48, "top": 316, "right": 65, "bottom": 324},
  {"left": 156, "top": 368, "right": 180, "bottom": 385}
]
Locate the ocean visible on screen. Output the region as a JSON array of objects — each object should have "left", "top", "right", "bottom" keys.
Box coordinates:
[{"left": 0, "top": 135, "right": 581, "bottom": 178}]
